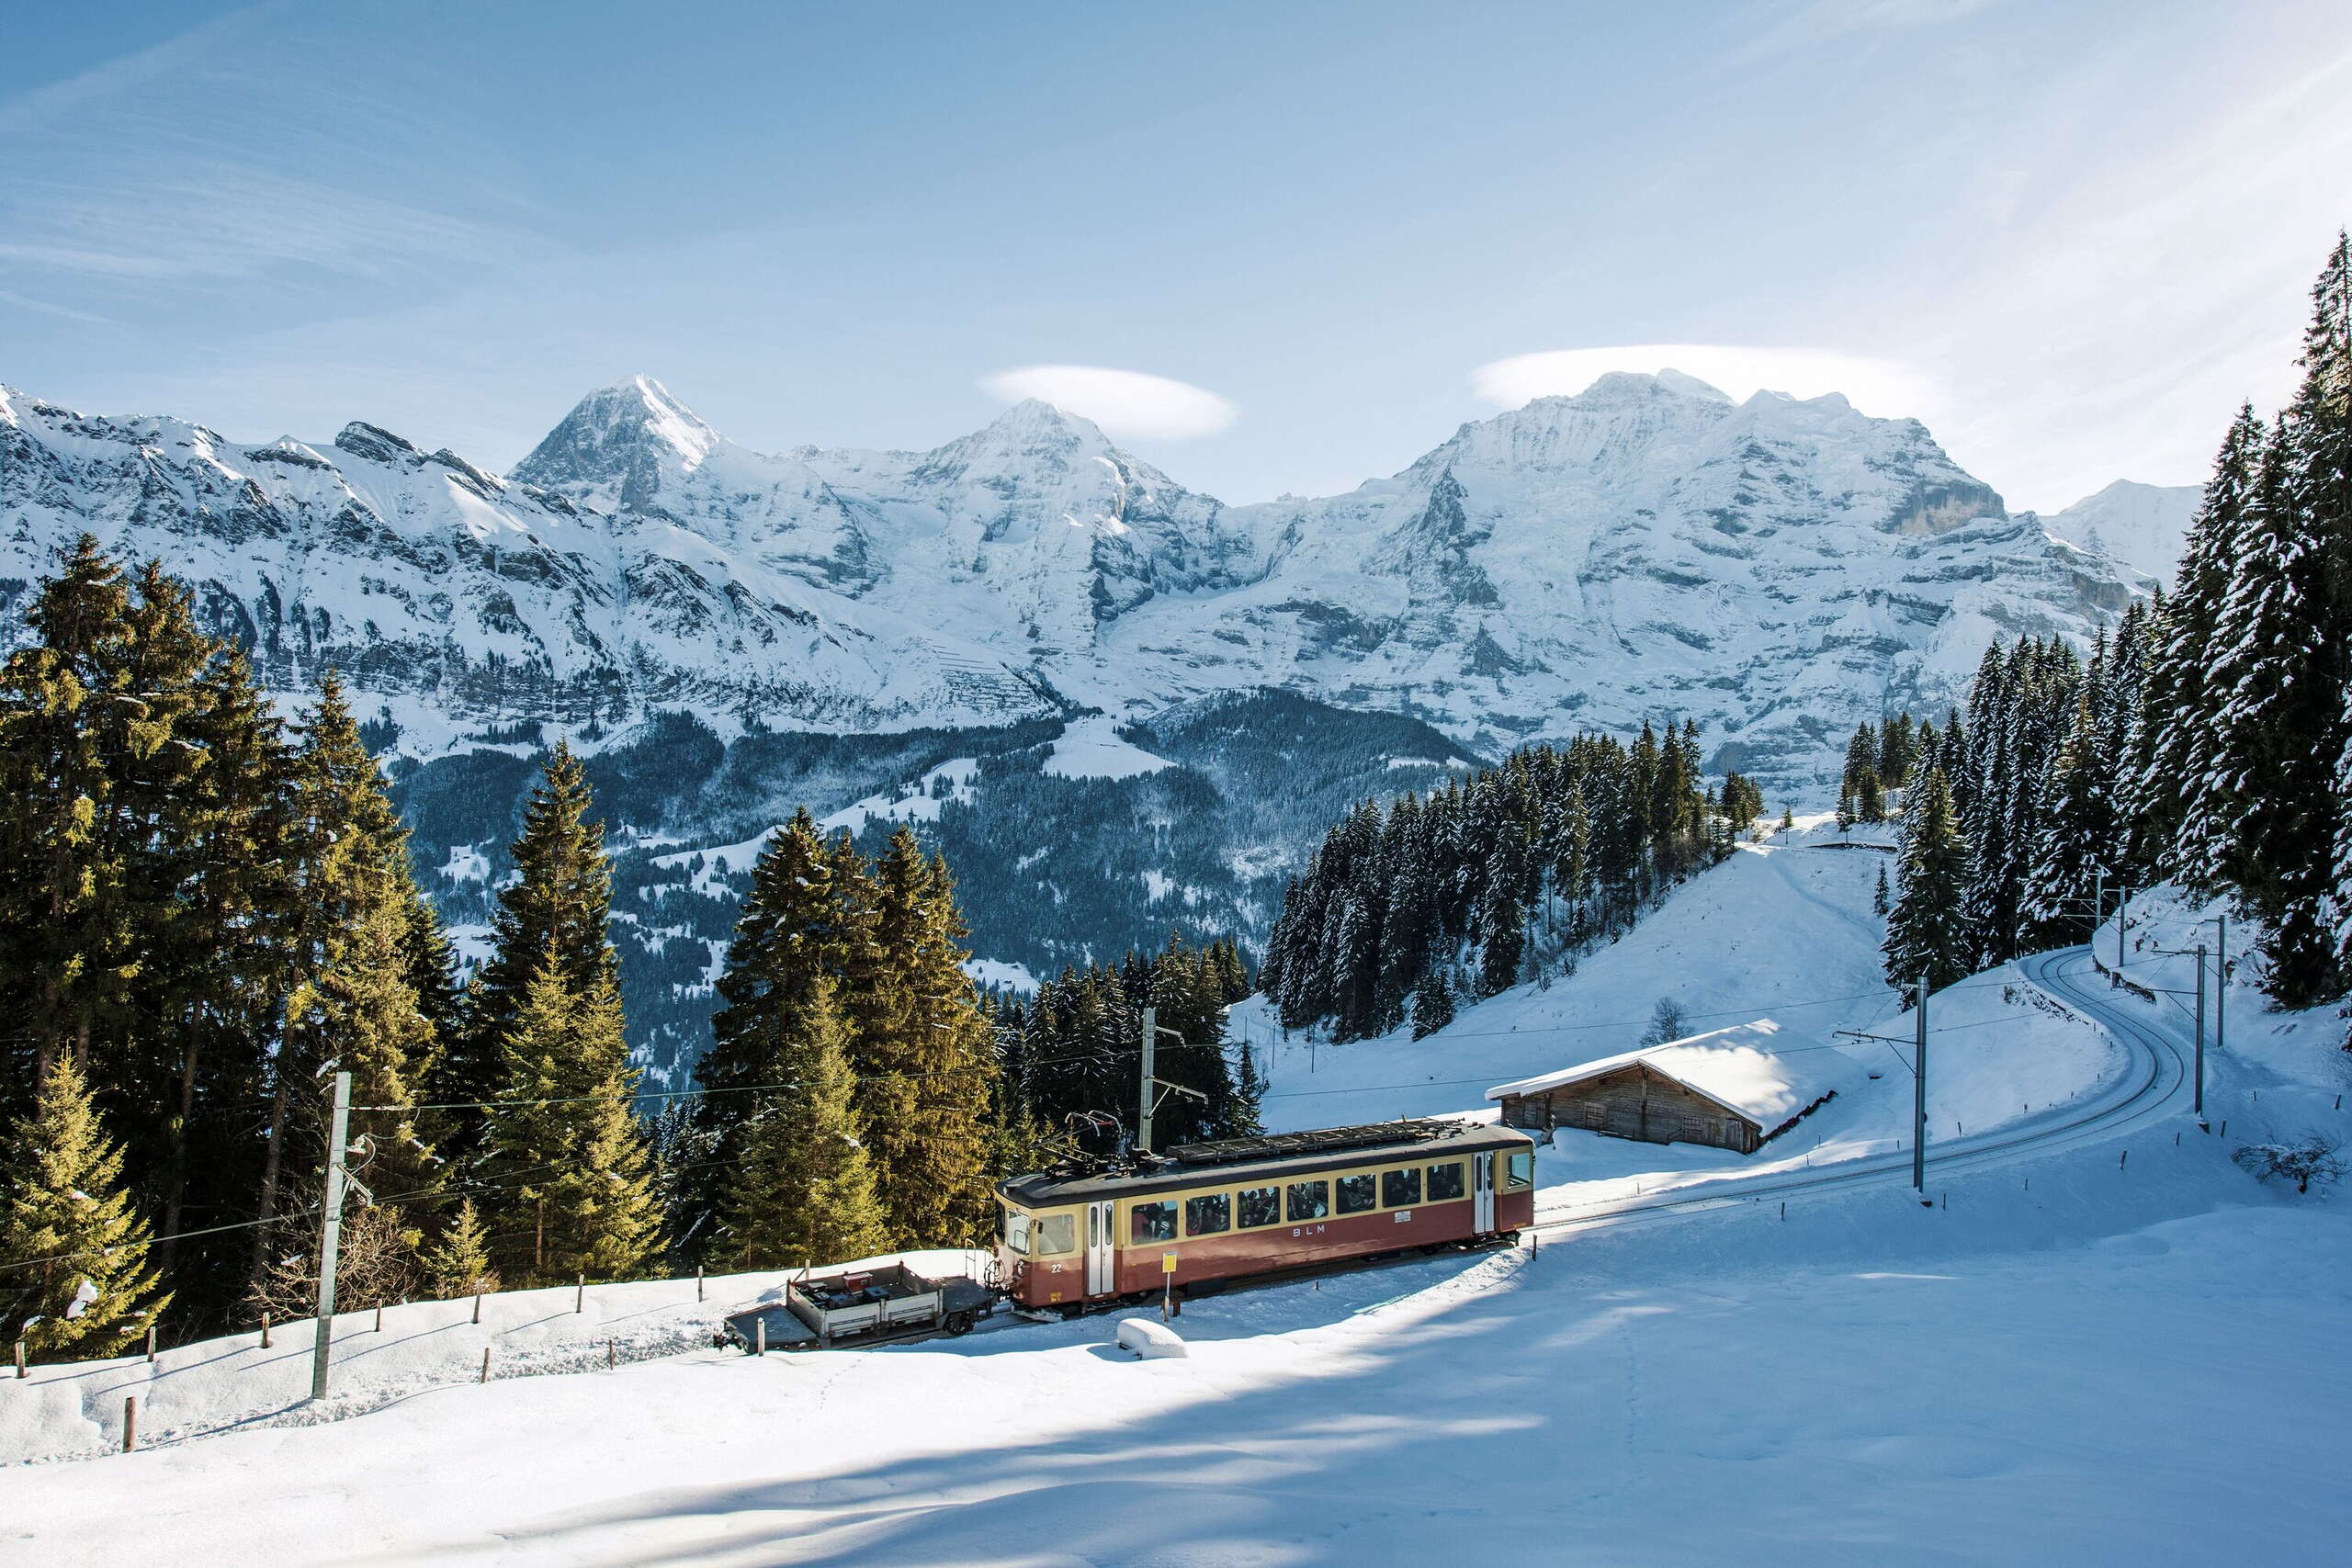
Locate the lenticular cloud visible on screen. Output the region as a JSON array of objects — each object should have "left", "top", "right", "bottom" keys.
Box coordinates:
[{"left": 981, "top": 365, "right": 1237, "bottom": 440}]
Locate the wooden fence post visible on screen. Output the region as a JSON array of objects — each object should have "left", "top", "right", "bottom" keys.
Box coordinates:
[
  {"left": 480, "top": 1347, "right": 492, "bottom": 1383},
  {"left": 754, "top": 1317, "right": 765, "bottom": 1357},
  {"left": 575, "top": 1273, "right": 584, "bottom": 1314},
  {"left": 145, "top": 1325, "right": 157, "bottom": 1363},
  {"left": 696, "top": 1266, "right": 704, "bottom": 1303},
  {"left": 373, "top": 1304, "right": 383, "bottom": 1333},
  {"left": 13, "top": 1339, "right": 23, "bottom": 1378},
  {"left": 122, "top": 1396, "right": 137, "bottom": 1453},
  {"left": 260, "top": 1314, "right": 271, "bottom": 1348},
  {"left": 607, "top": 1338, "right": 616, "bottom": 1370}
]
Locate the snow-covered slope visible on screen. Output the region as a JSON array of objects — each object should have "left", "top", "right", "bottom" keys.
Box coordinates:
[
  {"left": 3, "top": 372, "right": 2148, "bottom": 786},
  {"left": 2042, "top": 478, "right": 2201, "bottom": 582}
]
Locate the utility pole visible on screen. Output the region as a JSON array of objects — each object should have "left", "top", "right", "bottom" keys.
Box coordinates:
[
  {"left": 2192, "top": 944, "right": 2208, "bottom": 1122},
  {"left": 2092, "top": 864, "right": 2104, "bottom": 948},
  {"left": 310, "top": 1071, "right": 352, "bottom": 1402},
  {"left": 2117, "top": 885, "right": 2130, "bottom": 971},
  {"left": 1912, "top": 976, "right": 1928, "bottom": 1196},
  {"left": 1139, "top": 1006, "right": 1157, "bottom": 1156}
]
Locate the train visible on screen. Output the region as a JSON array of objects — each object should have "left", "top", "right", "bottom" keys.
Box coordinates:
[
  {"left": 997, "top": 1118, "right": 1538, "bottom": 1310},
  {"left": 724, "top": 1119, "right": 1537, "bottom": 1349}
]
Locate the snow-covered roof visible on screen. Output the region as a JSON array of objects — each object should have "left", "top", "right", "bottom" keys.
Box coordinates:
[{"left": 1485, "top": 1020, "right": 1842, "bottom": 1131}]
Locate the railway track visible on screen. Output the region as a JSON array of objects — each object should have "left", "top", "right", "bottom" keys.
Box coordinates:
[{"left": 1522, "top": 944, "right": 2191, "bottom": 1240}]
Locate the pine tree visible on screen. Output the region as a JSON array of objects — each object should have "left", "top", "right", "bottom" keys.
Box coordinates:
[
  {"left": 718, "top": 975, "right": 889, "bottom": 1269},
  {"left": 479, "top": 953, "right": 660, "bottom": 1286},
  {"left": 1872, "top": 862, "right": 1890, "bottom": 917},
  {"left": 424, "top": 1199, "right": 498, "bottom": 1298},
  {"left": 0, "top": 1056, "right": 169, "bottom": 1359},
  {"left": 1883, "top": 767, "right": 1975, "bottom": 997}
]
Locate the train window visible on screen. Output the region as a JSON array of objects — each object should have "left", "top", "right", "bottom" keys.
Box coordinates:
[
  {"left": 1428, "top": 1162, "right": 1465, "bottom": 1201},
  {"left": 1034, "top": 1213, "right": 1076, "bottom": 1256},
  {"left": 1238, "top": 1186, "right": 1280, "bottom": 1228},
  {"left": 1004, "top": 1209, "right": 1034, "bottom": 1255},
  {"left": 1286, "top": 1180, "right": 1329, "bottom": 1221},
  {"left": 1337, "top": 1173, "right": 1376, "bottom": 1213},
  {"left": 1381, "top": 1166, "right": 1421, "bottom": 1208},
  {"left": 1185, "top": 1193, "right": 1231, "bottom": 1236},
  {"left": 1130, "top": 1201, "right": 1178, "bottom": 1243},
  {"left": 1504, "top": 1151, "right": 1535, "bottom": 1190}
]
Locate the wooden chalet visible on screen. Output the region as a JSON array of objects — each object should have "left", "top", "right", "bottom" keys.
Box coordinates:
[{"left": 1485, "top": 1020, "right": 1839, "bottom": 1155}]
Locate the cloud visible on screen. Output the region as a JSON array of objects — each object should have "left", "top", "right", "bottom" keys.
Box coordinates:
[
  {"left": 980, "top": 365, "right": 1237, "bottom": 439},
  {"left": 1471, "top": 344, "right": 1943, "bottom": 421}
]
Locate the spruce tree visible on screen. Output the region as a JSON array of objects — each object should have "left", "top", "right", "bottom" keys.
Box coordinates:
[
  {"left": 849, "top": 829, "right": 997, "bottom": 1247},
  {"left": 0, "top": 1056, "right": 169, "bottom": 1359},
  {"left": 424, "top": 1199, "right": 498, "bottom": 1298},
  {"left": 717, "top": 975, "right": 889, "bottom": 1269},
  {"left": 480, "top": 953, "right": 660, "bottom": 1285},
  {"left": 1409, "top": 967, "right": 1454, "bottom": 1039},
  {"left": 279, "top": 681, "right": 439, "bottom": 1226},
  {"left": 692, "top": 809, "right": 853, "bottom": 1257},
  {"left": 1872, "top": 862, "right": 1890, "bottom": 917},
  {"left": 440, "top": 743, "right": 616, "bottom": 1164},
  {"left": 1883, "top": 767, "right": 1975, "bottom": 997}
]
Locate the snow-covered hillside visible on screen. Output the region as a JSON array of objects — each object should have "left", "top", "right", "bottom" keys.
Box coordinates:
[
  {"left": 1240, "top": 819, "right": 2125, "bottom": 1208},
  {"left": 7, "top": 952, "right": 2345, "bottom": 1564},
  {"left": 4, "top": 371, "right": 2148, "bottom": 786}
]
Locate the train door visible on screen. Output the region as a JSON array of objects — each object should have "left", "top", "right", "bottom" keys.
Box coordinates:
[
  {"left": 1085, "top": 1200, "right": 1117, "bottom": 1297},
  {"left": 1472, "top": 1152, "right": 1495, "bottom": 1233}
]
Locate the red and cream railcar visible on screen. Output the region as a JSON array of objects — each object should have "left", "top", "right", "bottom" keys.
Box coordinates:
[{"left": 996, "top": 1120, "right": 1537, "bottom": 1310}]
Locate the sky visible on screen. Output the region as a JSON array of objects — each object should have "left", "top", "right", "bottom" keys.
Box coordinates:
[{"left": 2, "top": 0, "right": 2347, "bottom": 514}]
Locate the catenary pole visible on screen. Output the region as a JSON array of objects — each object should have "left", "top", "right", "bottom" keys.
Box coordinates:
[
  {"left": 2193, "top": 944, "right": 2207, "bottom": 1121},
  {"left": 1139, "top": 1005, "right": 1157, "bottom": 1156},
  {"left": 2214, "top": 913, "right": 2227, "bottom": 1069},
  {"left": 1912, "top": 976, "right": 1928, "bottom": 1195},
  {"left": 310, "top": 1071, "right": 352, "bottom": 1401},
  {"left": 2118, "top": 886, "right": 2129, "bottom": 970}
]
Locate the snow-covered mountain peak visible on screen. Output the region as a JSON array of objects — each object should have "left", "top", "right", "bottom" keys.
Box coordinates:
[
  {"left": 1653, "top": 367, "right": 1735, "bottom": 402},
  {"left": 507, "top": 375, "right": 719, "bottom": 510},
  {"left": 2042, "top": 478, "right": 2200, "bottom": 581}
]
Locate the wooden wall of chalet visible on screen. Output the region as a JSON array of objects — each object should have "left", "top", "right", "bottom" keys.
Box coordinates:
[{"left": 1497, "top": 1062, "right": 1760, "bottom": 1154}]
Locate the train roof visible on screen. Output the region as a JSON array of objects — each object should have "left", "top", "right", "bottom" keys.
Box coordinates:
[{"left": 997, "top": 1118, "right": 1532, "bottom": 1206}]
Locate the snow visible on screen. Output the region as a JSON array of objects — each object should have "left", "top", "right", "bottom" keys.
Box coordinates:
[
  {"left": 6, "top": 830, "right": 2350, "bottom": 1562},
  {"left": 1238, "top": 820, "right": 2125, "bottom": 1213},
  {"left": 2043, "top": 479, "right": 2202, "bottom": 581},
  {"left": 1114, "top": 1317, "right": 1188, "bottom": 1359},
  {"left": 1486, "top": 1018, "right": 1846, "bottom": 1131},
  {"left": 6, "top": 1141, "right": 2345, "bottom": 1563},
  {"left": 3, "top": 373, "right": 2148, "bottom": 786},
  {"left": 962, "top": 957, "right": 1038, "bottom": 992},
  {"left": 1039, "top": 714, "right": 1173, "bottom": 780}
]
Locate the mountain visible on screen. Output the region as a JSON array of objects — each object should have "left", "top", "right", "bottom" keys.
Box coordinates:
[
  {"left": 2041, "top": 479, "right": 2202, "bottom": 582},
  {"left": 1, "top": 368, "right": 2152, "bottom": 1077},
  {"left": 2, "top": 370, "right": 2143, "bottom": 783}
]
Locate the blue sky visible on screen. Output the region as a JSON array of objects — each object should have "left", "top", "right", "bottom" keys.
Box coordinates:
[{"left": 3, "top": 0, "right": 2346, "bottom": 511}]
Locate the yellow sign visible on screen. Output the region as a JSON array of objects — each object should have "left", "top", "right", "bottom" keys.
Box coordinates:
[{"left": 1161, "top": 1251, "right": 1179, "bottom": 1275}]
